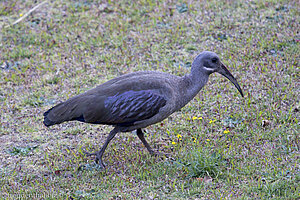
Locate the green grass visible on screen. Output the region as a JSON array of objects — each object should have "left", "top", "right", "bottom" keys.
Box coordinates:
[{"left": 0, "top": 0, "right": 299, "bottom": 199}]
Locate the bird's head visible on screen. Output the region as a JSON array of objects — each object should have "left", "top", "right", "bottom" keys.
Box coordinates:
[{"left": 193, "top": 51, "right": 244, "bottom": 97}]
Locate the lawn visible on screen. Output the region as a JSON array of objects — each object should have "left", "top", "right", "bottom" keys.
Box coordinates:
[{"left": 0, "top": 0, "right": 299, "bottom": 199}]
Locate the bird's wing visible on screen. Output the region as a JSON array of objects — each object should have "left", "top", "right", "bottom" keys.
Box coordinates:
[{"left": 84, "top": 90, "right": 167, "bottom": 126}]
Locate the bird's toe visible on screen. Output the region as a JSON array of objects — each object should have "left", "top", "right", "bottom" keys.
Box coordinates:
[
  {"left": 95, "top": 157, "right": 106, "bottom": 169},
  {"left": 83, "top": 151, "right": 97, "bottom": 157},
  {"left": 150, "top": 151, "right": 170, "bottom": 158}
]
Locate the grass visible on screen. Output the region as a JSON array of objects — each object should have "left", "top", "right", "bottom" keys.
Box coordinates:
[{"left": 0, "top": 0, "right": 299, "bottom": 199}]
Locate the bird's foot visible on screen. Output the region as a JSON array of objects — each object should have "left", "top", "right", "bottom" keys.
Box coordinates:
[
  {"left": 150, "top": 150, "right": 171, "bottom": 158},
  {"left": 84, "top": 151, "right": 97, "bottom": 157},
  {"left": 95, "top": 155, "right": 106, "bottom": 169},
  {"left": 83, "top": 151, "right": 106, "bottom": 169}
]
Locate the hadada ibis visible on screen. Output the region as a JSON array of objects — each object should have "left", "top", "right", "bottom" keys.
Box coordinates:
[{"left": 43, "top": 51, "right": 244, "bottom": 168}]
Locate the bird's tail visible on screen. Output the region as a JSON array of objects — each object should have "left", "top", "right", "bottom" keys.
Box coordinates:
[
  {"left": 43, "top": 102, "right": 69, "bottom": 127},
  {"left": 43, "top": 106, "right": 57, "bottom": 127},
  {"left": 43, "top": 96, "right": 84, "bottom": 127}
]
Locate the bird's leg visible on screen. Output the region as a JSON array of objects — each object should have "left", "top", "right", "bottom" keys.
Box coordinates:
[
  {"left": 136, "top": 128, "right": 157, "bottom": 156},
  {"left": 85, "top": 128, "right": 118, "bottom": 168}
]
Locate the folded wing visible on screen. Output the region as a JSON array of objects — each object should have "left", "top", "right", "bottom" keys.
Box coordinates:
[{"left": 87, "top": 90, "right": 167, "bottom": 126}]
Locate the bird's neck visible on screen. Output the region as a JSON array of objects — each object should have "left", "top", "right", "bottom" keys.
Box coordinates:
[{"left": 180, "top": 69, "right": 209, "bottom": 104}]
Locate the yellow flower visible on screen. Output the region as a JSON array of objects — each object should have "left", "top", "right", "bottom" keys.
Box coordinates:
[
  {"left": 206, "top": 139, "right": 210, "bottom": 142},
  {"left": 19, "top": 13, "right": 23, "bottom": 17},
  {"left": 192, "top": 116, "right": 203, "bottom": 120},
  {"left": 209, "top": 119, "right": 216, "bottom": 124},
  {"left": 172, "top": 141, "right": 176, "bottom": 145},
  {"left": 176, "top": 134, "right": 182, "bottom": 139},
  {"left": 192, "top": 137, "right": 197, "bottom": 143},
  {"left": 223, "top": 130, "right": 230, "bottom": 134}
]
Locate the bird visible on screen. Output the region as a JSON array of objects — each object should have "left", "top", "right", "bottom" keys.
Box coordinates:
[{"left": 43, "top": 51, "right": 244, "bottom": 168}]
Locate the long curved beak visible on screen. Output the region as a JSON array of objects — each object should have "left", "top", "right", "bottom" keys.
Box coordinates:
[{"left": 218, "top": 62, "right": 244, "bottom": 97}]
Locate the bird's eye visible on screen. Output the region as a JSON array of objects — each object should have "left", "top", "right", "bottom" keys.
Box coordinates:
[{"left": 211, "top": 57, "right": 218, "bottom": 63}]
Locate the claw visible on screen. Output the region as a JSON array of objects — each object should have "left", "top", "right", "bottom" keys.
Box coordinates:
[
  {"left": 151, "top": 151, "right": 170, "bottom": 158},
  {"left": 96, "top": 159, "right": 106, "bottom": 169},
  {"left": 83, "top": 151, "right": 97, "bottom": 157},
  {"left": 83, "top": 151, "right": 106, "bottom": 168}
]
